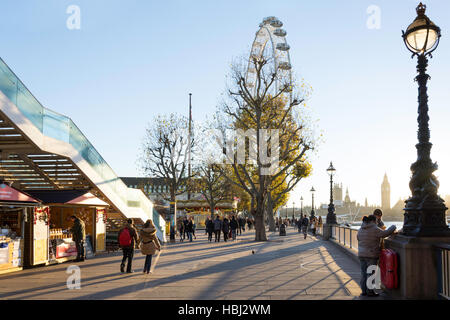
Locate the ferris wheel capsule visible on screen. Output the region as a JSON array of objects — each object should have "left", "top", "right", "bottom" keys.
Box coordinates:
[
  {"left": 262, "top": 16, "right": 277, "bottom": 24},
  {"left": 270, "top": 19, "right": 283, "bottom": 28},
  {"left": 278, "top": 62, "right": 292, "bottom": 70},
  {"left": 276, "top": 43, "right": 290, "bottom": 51},
  {"left": 274, "top": 28, "right": 287, "bottom": 37}
]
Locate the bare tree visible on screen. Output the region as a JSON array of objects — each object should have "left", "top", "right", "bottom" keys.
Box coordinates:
[
  {"left": 139, "top": 113, "right": 195, "bottom": 204},
  {"left": 196, "top": 162, "right": 232, "bottom": 218}
]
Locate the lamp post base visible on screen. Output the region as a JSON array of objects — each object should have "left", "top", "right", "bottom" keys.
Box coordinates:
[
  {"left": 402, "top": 198, "right": 450, "bottom": 237},
  {"left": 322, "top": 223, "right": 334, "bottom": 240}
]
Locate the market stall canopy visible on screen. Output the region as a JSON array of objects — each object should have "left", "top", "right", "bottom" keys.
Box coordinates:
[
  {"left": 26, "top": 190, "right": 109, "bottom": 207},
  {"left": 0, "top": 182, "right": 40, "bottom": 204}
]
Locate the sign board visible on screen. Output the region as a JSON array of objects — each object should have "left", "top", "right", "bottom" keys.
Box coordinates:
[
  {"left": 84, "top": 235, "right": 94, "bottom": 258},
  {"left": 0, "top": 244, "right": 9, "bottom": 264}
]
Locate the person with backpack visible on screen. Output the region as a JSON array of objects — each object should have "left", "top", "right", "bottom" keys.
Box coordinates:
[
  {"left": 205, "top": 217, "right": 214, "bottom": 242},
  {"left": 213, "top": 215, "right": 222, "bottom": 242},
  {"left": 70, "top": 215, "right": 86, "bottom": 262},
  {"left": 230, "top": 215, "right": 238, "bottom": 241},
  {"left": 139, "top": 219, "right": 161, "bottom": 274},
  {"left": 357, "top": 215, "right": 396, "bottom": 297},
  {"left": 301, "top": 216, "right": 309, "bottom": 239},
  {"left": 118, "top": 219, "right": 139, "bottom": 273}
]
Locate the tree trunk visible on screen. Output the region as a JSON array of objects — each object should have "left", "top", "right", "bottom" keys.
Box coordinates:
[
  {"left": 267, "top": 193, "right": 276, "bottom": 232},
  {"left": 210, "top": 202, "right": 215, "bottom": 219},
  {"left": 253, "top": 195, "right": 267, "bottom": 241}
]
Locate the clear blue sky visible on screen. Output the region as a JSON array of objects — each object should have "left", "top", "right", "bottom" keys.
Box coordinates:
[{"left": 1, "top": 0, "right": 450, "bottom": 208}]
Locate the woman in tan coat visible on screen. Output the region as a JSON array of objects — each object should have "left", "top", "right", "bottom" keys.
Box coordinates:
[{"left": 139, "top": 219, "right": 161, "bottom": 274}]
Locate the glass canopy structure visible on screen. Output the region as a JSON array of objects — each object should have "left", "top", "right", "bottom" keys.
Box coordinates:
[{"left": 0, "top": 58, "right": 165, "bottom": 241}]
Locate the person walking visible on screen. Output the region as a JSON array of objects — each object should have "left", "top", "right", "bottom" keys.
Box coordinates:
[
  {"left": 301, "top": 216, "right": 309, "bottom": 239},
  {"left": 182, "top": 216, "right": 189, "bottom": 240},
  {"left": 186, "top": 217, "right": 194, "bottom": 242},
  {"left": 213, "top": 215, "right": 222, "bottom": 242},
  {"left": 206, "top": 217, "right": 214, "bottom": 242},
  {"left": 222, "top": 217, "right": 230, "bottom": 242},
  {"left": 178, "top": 218, "right": 185, "bottom": 242},
  {"left": 239, "top": 216, "right": 245, "bottom": 234},
  {"left": 297, "top": 217, "right": 302, "bottom": 233},
  {"left": 357, "top": 215, "right": 396, "bottom": 297},
  {"left": 118, "top": 219, "right": 139, "bottom": 273},
  {"left": 139, "top": 219, "right": 161, "bottom": 274},
  {"left": 310, "top": 217, "right": 317, "bottom": 236},
  {"left": 192, "top": 218, "right": 197, "bottom": 240},
  {"left": 70, "top": 215, "right": 86, "bottom": 262},
  {"left": 317, "top": 216, "right": 323, "bottom": 234},
  {"left": 230, "top": 215, "right": 238, "bottom": 241}
]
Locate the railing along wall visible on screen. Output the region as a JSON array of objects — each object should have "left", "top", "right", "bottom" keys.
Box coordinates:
[
  {"left": 436, "top": 243, "right": 450, "bottom": 300},
  {"left": 317, "top": 224, "right": 358, "bottom": 251}
]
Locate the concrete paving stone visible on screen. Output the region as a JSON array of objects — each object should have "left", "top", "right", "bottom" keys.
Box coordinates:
[{"left": 0, "top": 228, "right": 363, "bottom": 300}]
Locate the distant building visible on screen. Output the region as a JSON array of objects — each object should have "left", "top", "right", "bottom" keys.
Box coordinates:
[
  {"left": 120, "top": 177, "right": 237, "bottom": 222},
  {"left": 333, "top": 183, "right": 343, "bottom": 201},
  {"left": 381, "top": 173, "right": 391, "bottom": 210}
]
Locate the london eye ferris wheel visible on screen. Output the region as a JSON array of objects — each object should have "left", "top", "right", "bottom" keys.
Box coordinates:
[{"left": 246, "top": 16, "right": 293, "bottom": 101}]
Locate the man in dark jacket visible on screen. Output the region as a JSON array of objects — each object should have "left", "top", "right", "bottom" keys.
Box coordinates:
[
  {"left": 230, "top": 216, "right": 238, "bottom": 241},
  {"left": 205, "top": 217, "right": 214, "bottom": 242},
  {"left": 301, "top": 216, "right": 309, "bottom": 239},
  {"left": 186, "top": 217, "right": 194, "bottom": 242},
  {"left": 222, "top": 217, "right": 230, "bottom": 242},
  {"left": 182, "top": 216, "right": 189, "bottom": 240},
  {"left": 70, "top": 215, "right": 86, "bottom": 262},
  {"left": 118, "top": 219, "right": 139, "bottom": 273},
  {"left": 213, "top": 216, "right": 222, "bottom": 242}
]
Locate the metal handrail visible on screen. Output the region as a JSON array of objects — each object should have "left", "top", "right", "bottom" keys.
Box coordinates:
[
  {"left": 328, "top": 225, "right": 358, "bottom": 251},
  {"left": 436, "top": 243, "right": 450, "bottom": 300}
]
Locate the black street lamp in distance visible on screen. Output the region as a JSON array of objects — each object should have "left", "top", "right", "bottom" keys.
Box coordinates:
[
  {"left": 300, "top": 196, "right": 303, "bottom": 219},
  {"left": 292, "top": 201, "right": 295, "bottom": 220},
  {"left": 310, "top": 187, "right": 315, "bottom": 219},
  {"left": 326, "top": 162, "right": 337, "bottom": 225},
  {"left": 401, "top": 2, "right": 450, "bottom": 237}
]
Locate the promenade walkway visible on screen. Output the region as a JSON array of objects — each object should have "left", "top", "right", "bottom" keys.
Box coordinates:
[{"left": 0, "top": 227, "right": 362, "bottom": 300}]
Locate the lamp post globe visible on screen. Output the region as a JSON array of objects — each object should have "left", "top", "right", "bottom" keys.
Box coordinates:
[
  {"left": 326, "top": 162, "right": 337, "bottom": 225},
  {"left": 402, "top": 3, "right": 450, "bottom": 236},
  {"left": 310, "top": 187, "right": 315, "bottom": 218}
]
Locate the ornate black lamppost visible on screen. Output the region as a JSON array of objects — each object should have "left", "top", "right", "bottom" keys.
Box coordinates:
[
  {"left": 292, "top": 201, "right": 295, "bottom": 220},
  {"left": 326, "top": 162, "right": 337, "bottom": 225},
  {"left": 300, "top": 196, "right": 303, "bottom": 219},
  {"left": 310, "top": 187, "right": 315, "bottom": 218},
  {"left": 402, "top": 3, "right": 450, "bottom": 236}
]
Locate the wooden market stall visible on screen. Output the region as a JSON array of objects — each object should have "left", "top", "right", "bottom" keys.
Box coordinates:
[
  {"left": 0, "top": 182, "right": 42, "bottom": 274},
  {"left": 27, "top": 190, "right": 109, "bottom": 264}
]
